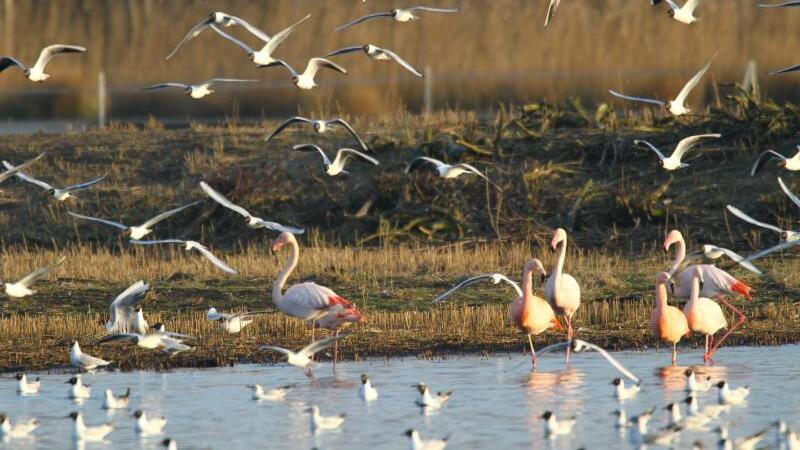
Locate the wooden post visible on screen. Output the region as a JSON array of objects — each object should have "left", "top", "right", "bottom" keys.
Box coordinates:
[
  {"left": 4, "top": 0, "right": 14, "bottom": 54},
  {"left": 424, "top": 66, "right": 433, "bottom": 115},
  {"left": 97, "top": 72, "right": 107, "bottom": 129}
]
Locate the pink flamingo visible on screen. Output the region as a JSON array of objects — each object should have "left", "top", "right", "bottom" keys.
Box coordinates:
[
  {"left": 508, "top": 258, "right": 563, "bottom": 367},
  {"left": 683, "top": 267, "right": 727, "bottom": 362},
  {"left": 650, "top": 272, "right": 690, "bottom": 366},
  {"left": 271, "top": 232, "right": 363, "bottom": 370},
  {"left": 544, "top": 228, "right": 581, "bottom": 363}
]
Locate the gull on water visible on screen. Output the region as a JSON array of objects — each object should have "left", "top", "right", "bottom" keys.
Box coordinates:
[
  {"left": 414, "top": 383, "right": 452, "bottom": 410},
  {"left": 15, "top": 374, "right": 40, "bottom": 395},
  {"left": 103, "top": 388, "right": 131, "bottom": 410},
  {"left": 0, "top": 153, "right": 45, "bottom": 186},
  {"left": 750, "top": 147, "right": 800, "bottom": 175},
  {"left": 130, "top": 239, "right": 238, "bottom": 274},
  {"left": 665, "top": 402, "right": 711, "bottom": 431},
  {"left": 0, "top": 45, "right": 87, "bottom": 82},
  {"left": 1, "top": 161, "right": 107, "bottom": 201},
  {"left": 106, "top": 280, "right": 150, "bottom": 333},
  {"left": 716, "top": 381, "right": 750, "bottom": 406},
  {"left": 613, "top": 378, "right": 641, "bottom": 401},
  {"left": 359, "top": 374, "right": 379, "bottom": 401},
  {"left": 0, "top": 414, "right": 39, "bottom": 439},
  {"left": 134, "top": 410, "right": 167, "bottom": 436},
  {"left": 405, "top": 429, "right": 448, "bottom": 450},
  {"left": 308, "top": 405, "right": 345, "bottom": 432},
  {"left": 144, "top": 79, "right": 257, "bottom": 99},
  {"left": 325, "top": 44, "right": 423, "bottom": 77},
  {"left": 684, "top": 396, "right": 727, "bottom": 420},
  {"left": 247, "top": 384, "right": 294, "bottom": 401},
  {"left": 292, "top": 143, "right": 380, "bottom": 176},
  {"left": 633, "top": 134, "right": 721, "bottom": 170},
  {"left": 718, "top": 428, "right": 767, "bottom": 450},
  {"left": 68, "top": 202, "right": 199, "bottom": 240},
  {"left": 685, "top": 368, "right": 713, "bottom": 392},
  {"left": 66, "top": 376, "right": 91, "bottom": 399},
  {"left": 264, "top": 116, "right": 370, "bottom": 152},
  {"left": 540, "top": 411, "right": 576, "bottom": 437},
  {"left": 162, "top": 438, "right": 179, "bottom": 450},
  {"left": 200, "top": 181, "right": 305, "bottom": 234},
  {"left": 271, "top": 57, "right": 347, "bottom": 90},
  {"left": 210, "top": 15, "right": 311, "bottom": 67},
  {"left": 166, "top": 12, "right": 271, "bottom": 60},
  {"left": 68, "top": 412, "right": 113, "bottom": 442},
  {"left": 70, "top": 341, "right": 111, "bottom": 370},
  {"left": 335, "top": 6, "right": 460, "bottom": 31},
  {"left": 3, "top": 256, "right": 65, "bottom": 298}
]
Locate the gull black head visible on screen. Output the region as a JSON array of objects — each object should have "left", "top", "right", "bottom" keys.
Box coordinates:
[
  {"left": 414, "top": 383, "right": 427, "bottom": 394},
  {"left": 248, "top": 53, "right": 255, "bottom": 62},
  {"left": 611, "top": 378, "right": 622, "bottom": 386},
  {"left": 362, "top": 44, "right": 371, "bottom": 52},
  {"left": 540, "top": 411, "right": 553, "bottom": 420},
  {"left": 716, "top": 381, "right": 726, "bottom": 389},
  {"left": 404, "top": 429, "right": 415, "bottom": 437},
  {"left": 207, "top": 12, "right": 217, "bottom": 22},
  {"left": 667, "top": 9, "right": 675, "bottom": 18},
  {"left": 152, "top": 322, "right": 164, "bottom": 331},
  {"left": 162, "top": 439, "right": 175, "bottom": 448},
  {"left": 292, "top": 76, "right": 299, "bottom": 85},
  {"left": 361, "top": 374, "right": 369, "bottom": 384},
  {"left": 133, "top": 409, "right": 144, "bottom": 418},
  {"left": 15, "top": 373, "right": 23, "bottom": 380},
  {"left": 684, "top": 396, "right": 695, "bottom": 405},
  {"left": 0, "top": 413, "right": 6, "bottom": 422},
  {"left": 66, "top": 376, "right": 79, "bottom": 385},
  {"left": 47, "top": 188, "right": 56, "bottom": 195},
  {"left": 184, "top": 87, "right": 192, "bottom": 95},
  {"left": 312, "top": 122, "right": 322, "bottom": 132},
  {"left": 68, "top": 412, "right": 79, "bottom": 420},
  {"left": 664, "top": 402, "right": 676, "bottom": 411},
  {"left": 684, "top": 368, "right": 693, "bottom": 377},
  {"left": 23, "top": 68, "right": 31, "bottom": 77}
]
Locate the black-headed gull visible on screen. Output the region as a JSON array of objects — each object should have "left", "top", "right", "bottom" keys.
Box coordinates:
[
  {"left": 3, "top": 256, "right": 65, "bottom": 298},
  {"left": 271, "top": 57, "right": 347, "bottom": 90},
  {"left": 405, "top": 429, "right": 448, "bottom": 450},
  {"left": 769, "top": 63, "right": 800, "bottom": 75},
  {"left": 1, "top": 161, "right": 106, "bottom": 201},
  {"left": 0, "top": 414, "right": 39, "bottom": 439},
  {"left": 716, "top": 381, "right": 749, "bottom": 405},
  {"left": 68, "top": 201, "right": 199, "bottom": 240},
  {"left": 726, "top": 205, "right": 799, "bottom": 242},
  {"left": 750, "top": 147, "right": 800, "bottom": 175},
  {"left": 134, "top": 410, "right": 167, "bottom": 436},
  {"left": 15, "top": 374, "right": 40, "bottom": 395},
  {"left": 199, "top": 181, "right": 304, "bottom": 234},
  {"left": 98, "top": 332, "right": 191, "bottom": 354},
  {"left": 68, "top": 412, "right": 112, "bottom": 441},
  {"left": 684, "top": 395, "right": 727, "bottom": 420},
  {"left": 292, "top": 143, "right": 379, "bottom": 176},
  {"left": 335, "top": 6, "right": 460, "bottom": 31},
  {"left": 0, "top": 153, "right": 45, "bottom": 186},
  {"left": 609, "top": 53, "right": 716, "bottom": 116},
  {"left": 210, "top": 15, "right": 310, "bottom": 67},
  {"left": 413, "top": 382, "right": 452, "bottom": 409},
  {"left": 260, "top": 335, "right": 345, "bottom": 369},
  {"left": 359, "top": 374, "right": 379, "bottom": 401},
  {"left": 719, "top": 428, "right": 767, "bottom": 450},
  {"left": 432, "top": 273, "right": 522, "bottom": 303},
  {"left": 66, "top": 376, "right": 91, "bottom": 399},
  {"left": 613, "top": 378, "right": 641, "bottom": 401},
  {"left": 166, "top": 12, "right": 270, "bottom": 60},
  {"left": 540, "top": 411, "right": 576, "bottom": 436},
  {"left": 207, "top": 307, "right": 268, "bottom": 333},
  {"left": 130, "top": 239, "right": 238, "bottom": 274},
  {"left": 405, "top": 156, "right": 490, "bottom": 181},
  {"left": 0, "top": 45, "right": 86, "bottom": 82},
  {"left": 143, "top": 79, "right": 257, "bottom": 99},
  {"left": 633, "top": 133, "right": 720, "bottom": 170},
  {"left": 684, "top": 368, "right": 712, "bottom": 392},
  {"left": 105, "top": 280, "right": 150, "bottom": 333},
  {"left": 307, "top": 405, "right": 345, "bottom": 431},
  {"left": 544, "top": 0, "right": 561, "bottom": 28},
  {"left": 264, "top": 116, "right": 370, "bottom": 151},
  {"left": 69, "top": 341, "right": 111, "bottom": 370},
  {"left": 247, "top": 383, "right": 294, "bottom": 401},
  {"left": 663, "top": 0, "right": 702, "bottom": 24},
  {"left": 162, "top": 438, "right": 178, "bottom": 450},
  {"left": 103, "top": 388, "right": 130, "bottom": 410},
  {"left": 325, "top": 44, "right": 422, "bottom": 77},
  {"left": 665, "top": 402, "right": 711, "bottom": 431}
]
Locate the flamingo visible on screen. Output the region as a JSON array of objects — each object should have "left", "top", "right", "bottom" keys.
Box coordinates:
[
  {"left": 270, "top": 232, "right": 363, "bottom": 371},
  {"left": 508, "top": 258, "right": 562, "bottom": 367},
  {"left": 545, "top": 228, "right": 581, "bottom": 362},
  {"left": 651, "top": 272, "right": 690, "bottom": 366},
  {"left": 684, "top": 267, "right": 728, "bottom": 362}
]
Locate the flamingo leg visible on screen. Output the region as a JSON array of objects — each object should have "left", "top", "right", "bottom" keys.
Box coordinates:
[
  {"left": 565, "top": 316, "right": 573, "bottom": 364},
  {"left": 310, "top": 321, "right": 316, "bottom": 362},
  {"left": 704, "top": 335, "right": 709, "bottom": 355},
  {"left": 672, "top": 342, "right": 677, "bottom": 366},
  {"left": 332, "top": 329, "right": 339, "bottom": 374},
  {"left": 706, "top": 297, "right": 746, "bottom": 361},
  {"left": 528, "top": 334, "right": 537, "bottom": 368}
]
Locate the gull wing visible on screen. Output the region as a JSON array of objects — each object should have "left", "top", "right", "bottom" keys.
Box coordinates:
[
  {"left": 0, "top": 153, "right": 45, "bottom": 184},
  {"left": 107, "top": 281, "right": 150, "bottom": 333},
  {"left": 97, "top": 333, "right": 140, "bottom": 344},
  {"left": 633, "top": 140, "right": 667, "bottom": 161},
  {"left": 457, "top": 163, "right": 491, "bottom": 181},
  {"left": 743, "top": 239, "right": 800, "bottom": 263},
  {"left": 206, "top": 307, "right": 229, "bottom": 321},
  {"left": 701, "top": 245, "right": 762, "bottom": 275},
  {"left": 304, "top": 58, "right": 347, "bottom": 79},
  {"left": 406, "top": 156, "right": 445, "bottom": 173},
  {"left": 769, "top": 64, "right": 800, "bottom": 75},
  {"left": 324, "top": 46, "right": 363, "bottom": 58},
  {"left": 672, "top": 134, "right": 721, "bottom": 161},
  {"left": 251, "top": 218, "right": 305, "bottom": 234},
  {"left": 166, "top": 16, "right": 215, "bottom": 60},
  {"left": 608, "top": 90, "right": 665, "bottom": 107},
  {"left": 335, "top": 11, "right": 395, "bottom": 32},
  {"left": 326, "top": 118, "right": 370, "bottom": 151},
  {"left": 203, "top": 78, "right": 258, "bottom": 86},
  {"left": 433, "top": 273, "right": 521, "bottom": 303},
  {"left": 293, "top": 143, "right": 332, "bottom": 166},
  {"left": 271, "top": 60, "right": 299, "bottom": 78},
  {"left": 16, "top": 256, "right": 66, "bottom": 288},
  {"left": 664, "top": 0, "right": 681, "bottom": 10},
  {"left": 380, "top": 47, "right": 424, "bottom": 77},
  {"left": 759, "top": 1, "right": 800, "bottom": 6},
  {"left": 259, "top": 345, "right": 293, "bottom": 357},
  {"left": 300, "top": 335, "right": 347, "bottom": 358},
  {"left": 0, "top": 56, "right": 27, "bottom": 73},
  {"left": 544, "top": 0, "right": 560, "bottom": 28},
  {"left": 143, "top": 83, "right": 190, "bottom": 91},
  {"left": 263, "top": 14, "right": 312, "bottom": 55},
  {"left": 534, "top": 339, "right": 639, "bottom": 382},
  {"left": 140, "top": 201, "right": 201, "bottom": 228},
  {"left": 130, "top": 239, "right": 186, "bottom": 245},
  {"left": 209, "top": 24, "right": 254, "bottom": 55},
  {"left": 192, "top": 245, "right": 238, "bottom": 274},
  {"left": 199, "top": 181, "right": 252, "bottom": 218},
  {"left": 67, "top": 212, "right": 128, "bottom": 231},
  {"left": 750, "top": 150, "right": 787, "bottom": 176},
  {"left": 264, "top": 117, "right": 313, "bottom": 143},
  {"left": 407, "top": 6, "right": 461, "bottom": 13},
  {"left": 683, "top": 0, "right": 700, "bottom": 13},
  {"left": 2, "top": 163, "right": 53, "bottom": 190},
  {"left": 779, "top": 177, "right": 800, "bottom": 209},
  {"left": 31, "top": 45, "right": 86, "bottom": 72},
  {"left": 76, "top": 351, "right": 111, "bottom": 366},
  {"left": 673, "top": 53, "right": 717, "bottom": 106},
  {"left": 63, "top": 173, "right": 108, "bottom": 193},
  {"left": 726, "top": 205, "right": 785, "bottom": 234},
  {"left": 337, "top": 148, "right": 380, "bottom": 167}
]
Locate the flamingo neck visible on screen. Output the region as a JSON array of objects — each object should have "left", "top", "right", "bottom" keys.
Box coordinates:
[
  {"left": 655, "top": 280, "right": 668, "bottom": 311},
  {"left": 553, "top": 238, "right": 567, "bottom": 293},
  {"left": 667, "top": 236, "right": 686, "bottom": 277},
  {"left": 272, "top": 239, "right": 299, "bottom": 310},
  {"left": 520, "top": 264, "right": 534, "bottom": 315},
  {"left": 689, "top": 274, "right": 700, "bottom": 304}
]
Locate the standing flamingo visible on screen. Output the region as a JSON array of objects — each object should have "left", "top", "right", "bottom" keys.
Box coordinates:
[
  {"left": 683, "top": 267, "right": 727, "bottom": 362},
  {"left": 508, "top": 258, "right": 563, "bottom": 367},
  {"left": 545, "top": 228, "right": 581, "bottom": 363},
  {"left": 271, "top": 232, "right": 363, "bottom": 371},
  {"left": 651, "top": 272, "right": 690, "bottom": 366}
]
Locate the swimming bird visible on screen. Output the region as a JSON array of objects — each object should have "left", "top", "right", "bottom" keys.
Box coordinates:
[
  {"left": 750, "top": 147, "right": 800, "bottom": 175},
  {"left": 98, "top": 332, "right": 192, "bottom": 355},
  {"left": 541, "top": 411, "right": 576, "bottom": 437},
  {"left": 613, "top": 409, "right": 627, "bottom": 431},
  {"left": 633, "top": 134, "right": 720, "bottom": 170},
  {"left": 292, "top": 143, "right": 379, "bottom": 176},
  {"left": 247, "top": 384, "right": 294, "bottom": 401},
  {"left": 134, "top": 410, "right": 167, "bottom": 436},
  {"left": 613, "top": 378, "right": 641, "bottom": 401},
  {"left": 609, "top": 53, "right": 716, "bottom": 116},
  {"left": 15, "top": 374, "right": 40, "bottom": 395},
  {"left": 663, "top": 0, "right": 702, "bottom": 24},
  {"left": 716, "top": 381, "right": 749, "bottom": 406},
  {"left": 325, "top": 44, "right": 423, "bottom": 77},
  {"left": 685, "top": 369, "right": 713, "bottom": 392},
  {"left": 545, "top": 228, "right": 581, "bottom": 362},
  {"left": 405, "top": 156, "right": 491, "bottom": 182},
  {"left": 727, "top": 205, "right": 800, "bottom": 242},
  {"left": 684, "top": 395, "right": 727, "bottom": 420},
  {"left": 0, "top": 414, "right": 39, "bottom": 439},
  {"left": 359, "top": 374, "right": 378, "bottom": 401},
  {"left": 665, "top": 402, "right": 711, "bottom": 431},
  {"left": 130, "top": 239, "right": 237, "bottom": 274},
  {"left": 165, "top": 12, "right": 270, "bottom": 60},
  {"left": 271, "top": 58, "right": 347, "bottom": 90},
  {"left": 68, "top": 203, "right": 199, "bottom": 241},
  {"left": 103, "top": 388, "right": 130, "bottom": 409},
  {"left": 199, "top": 181, "right": 304, "bottom": 234},
  {"left": 308, "top": 405, "right": 345, "bottom": 432},
  {"left": 544, "top": 0, "right": 561, "bottom": 28},
  {"left": 260, "top": 335, "right": 346, "bottom": 369},
  {"left": 3, "top": 256, "right": 65, "bottom": 298},
  {"left": 0, "top": 45, "right": 86, "bottom": 82},
  {"left": 68, "top": 412, "right": 112, "bottom": 442},
  {"left": 414, "top": 383, "right": 452, "bottom": 410},
  {"left": 508, "top": 259, "right": 561, "bottom": 366},
  {"left": 143, "top": 79, "right": 257, "bottom": 99},
  {"left": 684, "top": 267, "right": 728, "bottom": 361},
  {"left": 162, "top": 438, "right": 178, "bottom": 450},
  {"left": 66, "top": 376, "right": 91, "bottom": 399},
  {"left": 207, "top": 307, "right": 267, "bottom": 333},
  {"left": 433, "top": 273, "right": 523, "bottom": 303},
  {"left": 209, "top": 14, "right": 310, "bottom": 67},
  {"left": 405, "top": 429, "right": 448, "bottom": 450},
  {"left": 627, "top": 407, "right": 655, "bottom": 435},
  {"left": 105, "top": 280, "right": 150, "bottom": 333},
  {"left": 637, "top": 424, "right": 683, "bottom": 446},
  {"left": 0, "top": 153, "right": 45, "bottom": 186},
  {"left": 1, "top": 161, "right": 106, "bottom": 201},
  {"left": 69, "top": 341, "right": 111, "bottom": 370},
  {"left": 651, "top": 271, "right": 690, "bottom": 365},
  {"left": 335, "top": 6, "right": 460, "bottom": 31},
  {"left": 719, "top": 428, "right": 767, "bottom": 450},
  {"left": 264, "top": 116, "right": 370, "bottom": 151}
]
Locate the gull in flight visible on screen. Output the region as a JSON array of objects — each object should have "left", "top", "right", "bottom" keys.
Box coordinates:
[
  {"left": 609, "top": 53, "right": 716, "bottom": 116},
  {"left": 432, "top": 273, "right": 522, "bottom": 303},
  {"left": 663, "top": 0, "right": 702, "bottom": 24},
  {"left": 293, "top": 144, "right": 380, "bottom": 176},
  {"left": 0, "top": 153, "right": 45, "bottom": 186},
  {"left": 69, "top": 341, "right": 111, "bottom": 370},
  {"left": 0, "top": 414, "right": 39, "bottom": 439},
  {"left": 536, "top": 339, "right": 640, "bottom": 382},
  {"left": 199, "top": 181, "right": 304, "bottom": 234},
  {"left": 3, "top": 256, "right": 65, "bottom": 298},
  {"left": 260, "top": 335, "right": 346, "bottom": 369},
  {"left": 272, "top": 57, "right": 347, "bottom": 90},
  {"left": 166, "top": 12, "right": 271, "bottom": 60},
  {"left": 68, "top": 412, "right": 113, "bottom": 442},
  {"left": 15, "top": 374, "right": 40, "bottom": 395},
  {"left": 207, "top": 307, "right": 269, "bottom": 333},
  {"left": 144, "top": 79, "right": 258, "bottom": 99},
  {"left": 325, "top": 44, "right": 423, "bottom": 77},
  {"left": 406, "top": 156, "right": 491, "bottom": 182},
  {"left": 633, "top": 134, "right": 720, "bottom": 170},
  {"left": 264, "top": 117, "right": 370, "bottom": 152},
  {"left": 98, "top": 330, "right": 192, "bottom": 355},
  {"left": 209, "top": 15, "right": 311, "bottom": 67},
  {"left": 103, "top": 388, "right": 131, "bottom": 410},
  {"left": 750, "top": 147, "right": 800, "bottom": 175},
  {"left": 335, "top": 6, "right": 460, "bottom": 31},
  {"left": 247, "top": 384, "right": 295, "bottom": 401},
  {"left": 544, "top": 0, "right": 561, "bottom": 28},
  {"left": 0, "top": 45, "right": 87, "bottom": 82},
  {"left": 405, "top": 429, "right": 448, "bottom": 450},
  {"left": 134, "top": 410, "right": 167, "bottom": 436},
  {"left": 759, "top": 1, "right": 800, "bottom": 6},
  {"left": 105, "top": 281, "right": 150, "bottom": 333},
  {"left": 130, "top": 239, "right": 238, "bottom": 274},
  {"left": 769, "top": 63, "right": 800, "bottom": 75},
  {"left": 1, "top": 161, "right": 107, "bottom": 201},
  {"left": 726, "top": 205, "right": 800, "bottom": 242},
  {"left": 68, "top": 201, "right": 199, "bottom": 240},
  {"left": 307, "top": 405, "right": 345, "bottom": 432}
]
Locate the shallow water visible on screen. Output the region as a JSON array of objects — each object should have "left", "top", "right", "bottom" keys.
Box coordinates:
[{"left": 1, "top": 345, "right": 798, "bottom": 449}]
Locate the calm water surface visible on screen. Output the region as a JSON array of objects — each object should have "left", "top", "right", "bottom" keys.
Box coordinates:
[{"left": 1, "top": 345, "right": 798, "bottom": 449}]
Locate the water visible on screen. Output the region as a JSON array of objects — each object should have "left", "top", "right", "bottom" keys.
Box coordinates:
[{"left": 1, "top": 345, "right": 798, "bottom": 449}]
